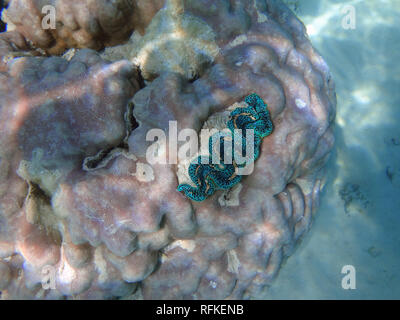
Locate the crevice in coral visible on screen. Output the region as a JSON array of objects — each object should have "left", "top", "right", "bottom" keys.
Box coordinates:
[
  {"left": 27, "top": 181, "right": 50, "bottom": 204},
  {"left": 82, "top": 147, "right": 116, "bottom": 171},
  {"left": 82, "top": 101, "right": 139, "bottom": 171},
  {"left": 123, "top": 101, "right": 139, "bottom": 146},
  {"left": 135, "top": 66, "right": 147, "bottom": 89},
  {"left": 0, "top": 0, "right": 7, "bottom": 33},
  {"left": 23, "top": 181, "right": 62, "bottom": 245},
  {"left": 188, "top": 73, "right": 200, "bottom": 83}
]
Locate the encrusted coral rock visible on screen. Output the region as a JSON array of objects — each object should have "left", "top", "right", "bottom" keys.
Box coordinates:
[
  {"left": 3, "top": 0, "right": 165, "bottom": 54},
  {"left": 0, "top": 0, "right": 336, "bottom": 299},
  {"left": 0, "top": 49, "right": 141, "bottom": 298},
  {"left": 0, "top": 31, "right": 42, "bottom": 72}
]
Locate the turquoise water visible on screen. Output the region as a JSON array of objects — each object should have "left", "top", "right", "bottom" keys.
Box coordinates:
[{"left": 265, "top": 0, "right": 400, "bottom": 299}]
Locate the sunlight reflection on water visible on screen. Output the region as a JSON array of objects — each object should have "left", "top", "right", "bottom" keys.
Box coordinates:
[{"left": 266, "top": 0, "right": 400, "bottom": 299}]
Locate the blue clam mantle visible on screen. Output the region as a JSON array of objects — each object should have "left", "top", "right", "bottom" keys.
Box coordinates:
[{"left": 177, "top": 93, "right": 273, "bottom": 201}]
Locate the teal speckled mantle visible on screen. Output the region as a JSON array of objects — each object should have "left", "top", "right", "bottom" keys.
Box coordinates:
[{"left": 177, "top": 93, "right": 273, "bottom": 201}]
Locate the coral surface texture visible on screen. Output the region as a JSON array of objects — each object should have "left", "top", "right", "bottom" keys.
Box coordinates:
[{"left": 0, "top": 0, "right": 336, "bottom": 299}]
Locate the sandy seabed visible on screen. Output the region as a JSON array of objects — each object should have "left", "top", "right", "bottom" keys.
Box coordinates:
[{"left": 264, "top": 0, "right": 400, "bottom": 299}]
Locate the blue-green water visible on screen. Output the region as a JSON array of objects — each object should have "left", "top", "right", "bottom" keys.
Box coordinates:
[{"left": 265, "top": 0, "right": 400, "bottom": 299}]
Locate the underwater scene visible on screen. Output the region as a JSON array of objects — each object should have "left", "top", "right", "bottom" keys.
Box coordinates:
[{"left": 0, "top": 0, "right": 398, "bottom": 300}]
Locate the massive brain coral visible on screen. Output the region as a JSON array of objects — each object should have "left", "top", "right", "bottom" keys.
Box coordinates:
[{"left": 0, "top": 0, "right": 336, "bottom": 299}]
